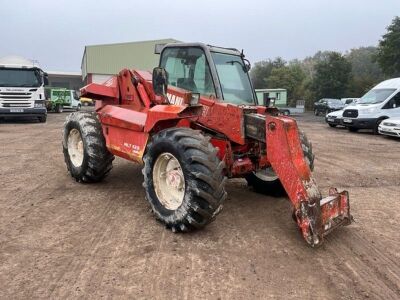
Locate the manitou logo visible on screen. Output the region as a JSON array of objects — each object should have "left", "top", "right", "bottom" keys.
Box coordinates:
[{"left": 166, "top": 93, "right": 184, "bottom": 105}]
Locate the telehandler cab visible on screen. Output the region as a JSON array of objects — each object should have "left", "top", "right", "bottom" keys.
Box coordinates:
[{"left": 62, "top": 43, "right": 352, "bottom": 246}]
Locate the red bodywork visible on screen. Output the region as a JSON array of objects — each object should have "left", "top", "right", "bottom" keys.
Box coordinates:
[{"left": 81, "top": 68, "right": 352, "bottom": 246}]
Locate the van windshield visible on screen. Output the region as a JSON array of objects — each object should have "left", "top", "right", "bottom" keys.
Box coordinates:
[{"left": 358, "top": 89, "right": 396, "bottom": 104}]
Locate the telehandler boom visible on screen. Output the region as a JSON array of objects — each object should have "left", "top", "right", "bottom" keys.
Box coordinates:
[{"left": 62, "top": 43, "right": 351, "bottom": 246}]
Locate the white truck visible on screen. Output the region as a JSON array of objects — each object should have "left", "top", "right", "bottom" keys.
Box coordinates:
[{"left": 0, "top": 55, "right": 48, "bottom": 122}]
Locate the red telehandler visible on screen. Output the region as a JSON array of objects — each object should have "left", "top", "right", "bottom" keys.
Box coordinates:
[{"left": 62, "top": 43, "right": 351, "bottom": 246}]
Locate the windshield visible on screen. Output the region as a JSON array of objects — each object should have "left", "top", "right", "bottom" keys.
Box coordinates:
[
  {"left": 358, "top": 88, "right": 396, "bottom": 104},
  {"left": 0, "top": 68, "right": 42, "bottom": 87},
  {"left": 327, "top": 99, "right": 342, "bottom": 105},
  {"left": 211, "top": 52, "right": 255, "bottom": 105}
]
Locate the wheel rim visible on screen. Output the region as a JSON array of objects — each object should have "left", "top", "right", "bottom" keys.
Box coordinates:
[
  {"left": 254, "top": 167, "right": 279, "bottom": 181},
  {"left": 67, "top": 128, "right": 84, "bottom": 167},
  {"left": 153, "top": 152, "right": 185, "bottom": 210}
]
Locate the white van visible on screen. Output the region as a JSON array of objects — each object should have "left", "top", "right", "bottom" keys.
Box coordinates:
[{"left": 342, "top": 78, "right": 400, "bottom": 133}]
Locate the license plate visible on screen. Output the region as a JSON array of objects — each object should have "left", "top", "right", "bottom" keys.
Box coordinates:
[
  {"left": 327, "top": 118, "right": 334, "bottom": 122},
  {"left": 343, "top": 118, "right": 352, "bottom": 124},
  {"left": 10, "top": 108, "right": 24, "bottom": 113}
]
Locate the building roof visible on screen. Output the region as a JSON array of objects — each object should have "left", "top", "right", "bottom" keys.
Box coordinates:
[
  {"left": 46, "top": 71, "right": 81, "bottom": 77},
  {"left": 255, "top": 88, "right": 287, "bottom": 92},
  {"left": 81, "top": 38, "right": 180, "bottom": 79}
]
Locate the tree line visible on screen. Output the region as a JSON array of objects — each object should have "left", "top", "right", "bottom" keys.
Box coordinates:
[{"left": 250, "top": 16, "right": 400, "bottom": 109}]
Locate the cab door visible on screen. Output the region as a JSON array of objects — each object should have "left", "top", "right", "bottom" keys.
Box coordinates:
[{"left": 382, "top": 92, "right": 400, "bottom": 117}]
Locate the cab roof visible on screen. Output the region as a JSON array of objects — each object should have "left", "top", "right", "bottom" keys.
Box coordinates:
[{"left": 163, "top": 43, "right": 243, "bottom": 57}]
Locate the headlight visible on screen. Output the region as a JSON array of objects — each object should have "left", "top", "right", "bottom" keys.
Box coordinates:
[{"left": 34, "top": 100, "right": 45, "bottom": 108}]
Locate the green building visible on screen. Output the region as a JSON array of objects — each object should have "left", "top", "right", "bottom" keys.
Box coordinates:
[
  {"left": 255, "top": 88, "right": 288, "bottom": 107},
  {"left": 81, "top": 38, "right": 180, "bottom": 84}
]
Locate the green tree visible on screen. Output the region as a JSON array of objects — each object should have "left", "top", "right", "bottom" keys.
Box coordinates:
[
  {"left": 346, "top": 47, "right": 384, "bottom": 96},
  {"left": 268, "top": 63, "right": 306, "bottom": 105},
  {"left": 376, "top": 16, "right": 400, "bottom": 77},
  {"left": 250, "top": 57, "right": 286, "bottom": 88},
  {"left": 312, "top": 52, "right": 352, "bottom": 100}
]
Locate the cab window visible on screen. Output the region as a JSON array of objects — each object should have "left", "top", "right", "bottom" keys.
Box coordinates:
[
  {"left": 383, "top": 92, "right": 400, "bottom": 109},
  {"left": 160, "top": 47, "right": 216, "bottom": 97}
]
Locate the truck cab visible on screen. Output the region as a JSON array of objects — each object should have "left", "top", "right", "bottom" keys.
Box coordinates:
[
  {"left": 0, "top": 55, "right": 48, "bottom": 122},
  {"left": 342, "top": 78, "right": 400, "bottom": 133}
]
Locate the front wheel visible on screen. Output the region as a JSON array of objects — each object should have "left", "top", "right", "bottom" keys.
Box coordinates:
[
  {"left": 246, "top": 131, "right": 314, "bottom": 196},
  {"left": 374, "top": 119, "right": 385, "bottom": 135},
  {"left": 314, "top": 109, "right": 319, "bottom": 116},
  {"left": 55, "top": 104, "right": 63, "bottom": 113},
  {"left": 142, "top": 128, "right": 226, "bottom": 232},
  {"left": 328, "top": 124, "right": 336, "bottom": 128},
  {"left": 76, "top": 104, "right": 81, "bottom": 111},
  {"left": 38, "top": 115, "right": 47, "bottom": 123}
]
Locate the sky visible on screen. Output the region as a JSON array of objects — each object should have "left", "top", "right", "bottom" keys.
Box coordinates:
[{"left": 0, "top": 0, "right": 399, "bottom": 72}]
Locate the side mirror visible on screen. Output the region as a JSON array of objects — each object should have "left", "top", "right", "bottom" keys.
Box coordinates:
[
  {"left": 243, "top": 58, "right": 251, "bottom": 73},
  {"left": 43, "top": 73, "right": 49, "bottom": 86},
  {"left": 152, "top": 67, "right": 168, "bottom": 96}
]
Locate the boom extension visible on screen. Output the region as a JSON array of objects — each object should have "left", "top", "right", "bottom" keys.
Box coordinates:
[{"left": 266, "top": 116, "right": 352, "bottom": 246}]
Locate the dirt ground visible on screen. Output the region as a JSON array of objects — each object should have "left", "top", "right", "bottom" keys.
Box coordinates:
[{"left": 0, "top": 110, "right": 399, "bottom": 299}]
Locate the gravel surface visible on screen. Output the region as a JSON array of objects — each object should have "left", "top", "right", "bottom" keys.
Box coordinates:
[{"left": 0, "top": 111, "right": 399, "bottom": 299}]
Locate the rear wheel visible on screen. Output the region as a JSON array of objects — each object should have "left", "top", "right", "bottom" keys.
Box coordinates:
[
  {"left": 143, "top": 127, "right": 226, "bottom": 232},
  {"left": 62, "top": 112, "right": 114, "bottom": 182},
  {"left": 245, "top": 131, "right": 314, "bottom": 196},
  {"left": 76, "top": 104, "right": 81, "bottom": 111}
]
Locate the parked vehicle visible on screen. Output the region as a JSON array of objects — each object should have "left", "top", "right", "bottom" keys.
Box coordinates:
[
  {"left": 325, "top": 110, "right": 344, "bottom": 127},
  {"left": 378, "top": 117, "right": 400, "bottom": 138},
  {"left": 342, "top": 78, "right": 400, "bottom": 133},
  {"left": 0, "top": 55, "right": 48, "bottom": 122},
  {"left": 314, "top": 98, "right": 344, "bottom": 115},
  {"left": 255, "top": 88, "right": 304, "bottom": 115},
  {"left": 45, "top": 88, "right": 81, "bottom": 113},
  {"left": 341, "top": 98, "right": 359, "bottom": 106}
]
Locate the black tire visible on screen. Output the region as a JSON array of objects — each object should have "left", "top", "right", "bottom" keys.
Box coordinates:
[
  {"left": 328, "top": 124, "right": 336, "bottom": 128},
  {"left": 374, "top": 118, "right": 385, "bottom": 135},
  {"left": 142, "top": 127, "right": 226, "bottom": 232},
  {"left": 56, "top": 104, "right": 63, "bottom": 113},
  {"left": 347, "top": 126, "right": 358, "bottom": 132},
  {"left": 76, "top": 104, "right": 81, "bottom": 111},
  {"left": 62, "top": 112, "right": 114, "bottom": 183},
  {"left": 314, "top": 109, "right": 319, "bottom": 116},
  {"left": 38, "top": 115, "right": 47, "bottom": 123},
  {"left": 245, "top": 131, "right": 315, "bottom": 196}
]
